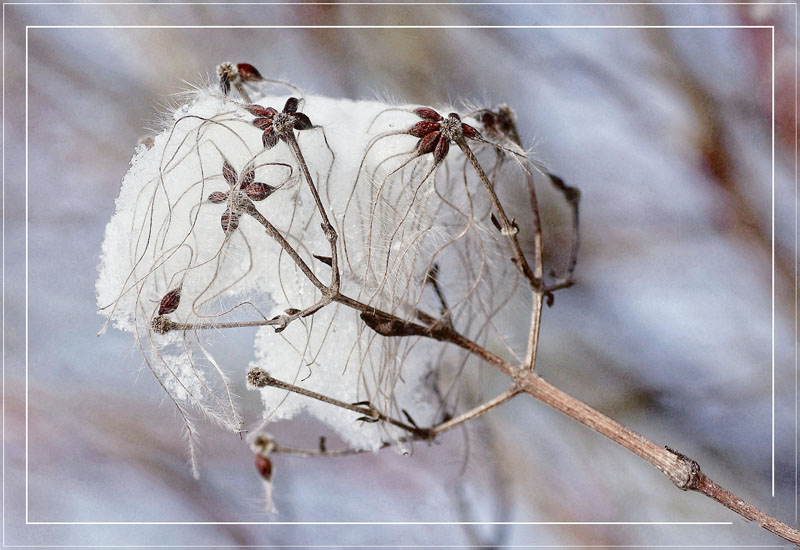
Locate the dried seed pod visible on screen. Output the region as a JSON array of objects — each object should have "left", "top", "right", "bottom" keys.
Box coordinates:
[
  {"left": 255, "top": 454, "right": 273, "bottom": 481},
  {"left": 158, "top": 287, "right": 182, "bottom": 315}
]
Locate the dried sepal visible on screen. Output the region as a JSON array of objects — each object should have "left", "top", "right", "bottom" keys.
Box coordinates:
[
  {"left": 414, "top": 107, "right": 443, "bottom": 121},
  {"left": 262, "top": 127, "right": 278, "bottom": 149},
  {"left": 221, "top": 210, "right": 240, "bottom": 233},
  {"left": 158, "top": 286, "right": 182, "bottom": 315},
  {"left": 208, "top": 191, "right": 228, "bottom": 204},
  {"left": 409, "top": 121, "right": 441, "bottom": 138},
  {"left": 253, "top": 117, "right": 273, "bottom": 130},
  {"left": 236, "top": 62, "right": 263, "bottom": 82},
  {"left": 240, "top": 166, "right": 256, "bottom": 189},
  {"left": 417, "top": 131, "right": 440, "bottom": 155},
  {"left": 222, "top": 161, "right": 237, "bottom": 187},
  {"left": 244, "top": 182, "right": 276, "bottom": 201},
  {"left": 292, "top": 112, "right": 313, "bottom": 130},
  {"left": 246, "top": 104, "right": 277, "bottom": 118},
  {"left": 216, "top": 61, "right": 236, "bottom": 95},
  {"left": 219, "top": 74, "right": 231, "bottom": 95},
  {"left": 461, "top": 123, "right": 482, "bottom": 140},
  {"left": 283, "top": 97, "right": 299, "bottom": 114},
  {"left": 433, "top": 136, "right": 450, "bottom": 164}
]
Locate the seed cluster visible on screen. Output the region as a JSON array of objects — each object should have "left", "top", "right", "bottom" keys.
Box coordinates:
[{"left": 407, "top": 107, "right": 482, "bottom": 164}]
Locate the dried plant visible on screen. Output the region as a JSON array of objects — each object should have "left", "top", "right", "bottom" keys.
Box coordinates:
[{"left": 96, "top": 62, "right": 798, "bottom": 544}]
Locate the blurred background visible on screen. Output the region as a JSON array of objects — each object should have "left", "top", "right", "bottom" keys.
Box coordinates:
[{"left": 3, "top": 2, "right": 797, "bottom": 547}]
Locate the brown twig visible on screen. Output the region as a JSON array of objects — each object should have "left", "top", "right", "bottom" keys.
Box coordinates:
[{"left": 249, "top": 369, "right": 430, "bottom": 439}]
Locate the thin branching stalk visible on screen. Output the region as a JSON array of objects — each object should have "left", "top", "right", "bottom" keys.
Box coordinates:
[{"left": 105, "top": 81, "right": 797, "bottom": 544}]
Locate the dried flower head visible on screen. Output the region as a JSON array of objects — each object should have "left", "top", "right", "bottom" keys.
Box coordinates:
[
  {"left": 247, "top": 367, "right": 271, "bottom": 388},
  {"left": 408, "top": 108, "right": 482, "bottom": 163},
  {"left": 246, "top": 97, "right": 313, "bottom": 149},
  {"left": 217, "top": 61, "right": 264, "bottom": 97},
  {"left": 210, "top": 160, "right": 276, "bottom": 234}
]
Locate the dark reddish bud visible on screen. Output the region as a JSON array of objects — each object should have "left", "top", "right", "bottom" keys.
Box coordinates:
[
  {"left": 262, "top": 127, "right": 278, "bottom": 149},
  {"left": 236, "top": 63, "right": 263, "bottom": 82},
  {"left": 240, "top": 167, "right": 255, "bottom": 189},
  {"left": 255, "top": 454, "right": 273, "bottom": 481},
  {"left": 283, "top": 97, "right": 299, "bottom": 114},
  {"left": 292, "top": 112, "right": 313, "bottom": 130},
  {"left": 221, "top": 210, "right": 240, "bottom": 233},
  {"left": 208, "top": 191, "right": 228, "bottom": 203},
  {"left": 417, "top": 131, "right": 440, "bottom": 155},
  {"left": 253, "top": 117, "right": 273, "bottom": 130},
  {"left": 461, "top": 123, "right": 482, "bottom": 140},
  {"left": 158, "top": 287, "right": 182, "bottom": 315},
  {"left": 244, "top": 182, "right": 276, "bottom": 201},
  {"left": 245, "top": 104, "right": 277, "bottom": 118},
  {"left": 433, "top": 135, "right": 450, "bottom": 163},
  {"left": 448, "top": 112, "right": 461, "bottom": 121},
  {"left": 408, "top": 121, "right": 440, "bottom": 138},
  {"left": 413, "top": 107, "right": 443, "bottom": 121},
  {"left": 222, "top": 161, "right": 237, "bottom": 186}
]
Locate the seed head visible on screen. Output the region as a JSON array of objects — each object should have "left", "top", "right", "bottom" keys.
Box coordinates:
[{"left": 247, "top": 367, "right": 271, "bottom": 387}]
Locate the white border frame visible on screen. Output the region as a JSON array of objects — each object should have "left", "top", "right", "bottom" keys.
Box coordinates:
[{"left": 2, "top": 1, "right": 797, "bottom": 545}]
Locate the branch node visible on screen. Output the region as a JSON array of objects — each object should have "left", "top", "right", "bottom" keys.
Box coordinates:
[
  {"left": 151, "top": 315, "right": 174, "bottom": 335},
  {"left": 247, "top": 367, "right": 273, "bottom": 388},
  {"left": 664, "top": 446, "right": 702, "bottom": 491}
]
